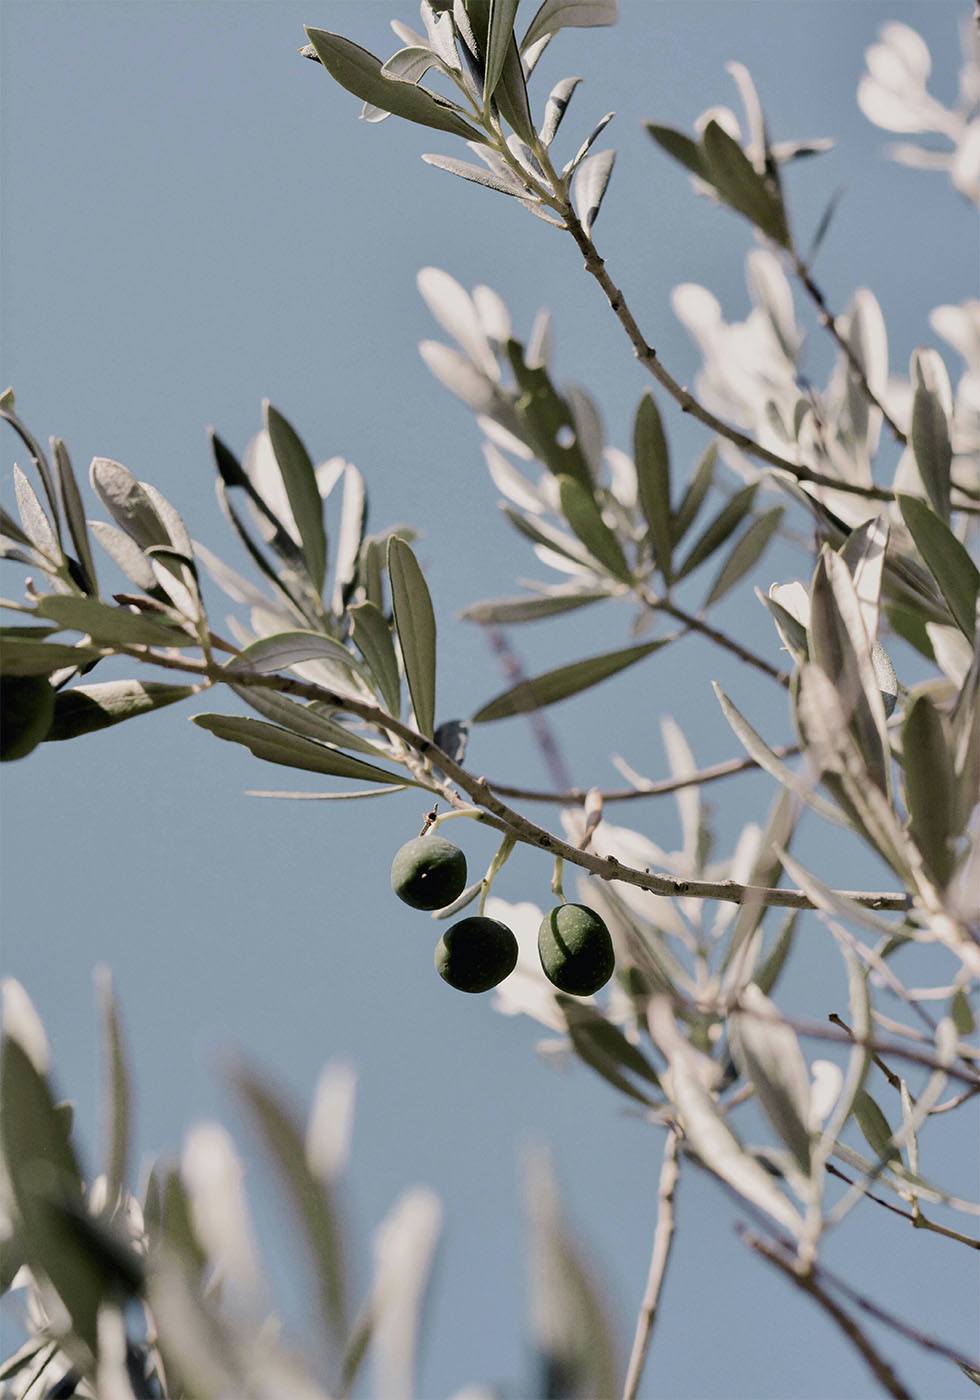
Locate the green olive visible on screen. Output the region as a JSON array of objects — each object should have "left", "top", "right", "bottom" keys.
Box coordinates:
[
  {"left": 391, "top": 834, "right": 467, "bottom": 910},
  {"left": 435, "top": 916, "right": 519, "bottom": 993},
  {"left": 1, "top": 675, "right": 56, "bottom": 761},
  {"left": 538, "top": 903, "right": 615, "bottom": 996}
]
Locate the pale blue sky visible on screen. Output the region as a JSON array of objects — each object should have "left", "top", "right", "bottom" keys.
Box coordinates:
[{"left": 2, "top": 3, "right": 977, "bottom": 1396}]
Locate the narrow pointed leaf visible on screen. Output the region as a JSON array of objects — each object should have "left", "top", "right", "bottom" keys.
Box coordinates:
[
  {"left": 232, "top": 1063, "right": 348, "bottom": 1354},
  {"left": 388, "top": 536, "right": 437, "bottom": 737},
  {"left": 96, "top": 969, "right": 131, "bottom": 1210},
  {"left": 231, "top": 629, "right": 370, "bottom": 686},
  {"left": 13, "top": 466, "right": 59, "bottom": 558},
  {"left": 563, "top": 112, "right": 615, "bottom": 177},
  {"left": 191, "top": 713, "right": 418, "bottom": 785},
  {"left": 506, "top": 344, "right": 592, "bottom": 487},
  {"left": 676, "top": 483, "right": 757, "bottom": 579},
  {"left": 898, "top": 494, "right": 978, "bottom": 639},
  {"left": 911, "top": 382, "right": 952, "bottom": 523},
  {"left": 265, "top": 404, "right": 327, "bottom": 596},
  {"left": 349, "top": 601, "right": 401, "bottom": 715},
  {"left": 0, "top": 505, "right": 34, "bottom": 550},
  {"left": 645, "top": 122, "right": 710, "bottom": 180},
  {"left": 732, "top": 985, "right": 812, "bottom": 1174},
  {"left": 701, "top": 120, "right": 789, "bottom": 246},
  {"left": 460, "top": 587, "right": 608, "bottom": 623},
  {"left": 89, "top": 519, "right": 157, "bottom": 592},
  {"left": 503, "top": 504, "right": 602, "bottom": 571},
  {"left": 839, "top": 515, "right": 888, "bottom": 646},
  {"left": 473, "top": 637, "right": 669, "bottom": 721},
  {"left": 47, "top": 681, "right": 196, "bottom": 741},
  {"left": 90, "top": 458, "right": 171, "bottom": 551},
  {"left": 633, "top": 391, "right": 673, "bottom": 583},
  {"left": 853, "top": 1090, "right": 902, "bottom": 1166},
  {"left": 540, "top": 75, "right": 581, "bottom": 146},
  {"left": 0, "top": 635, "right": 104, "bottom": 675},
  {"left": 557, "top": 474, "right": 632, "bottom": 582},
  {"left": 902, "top": 694, "right": 957, "bottom": 886},
  {"left": 703, "top": 507, "right": 783, "bottom": 608},
  {"left": 229, "top": 684, "right": 390, "bottom": 757},
  {"left": 671, "top": 442, "right": 716, "bottom": 544},
  {"left": 304, "top": 28, "right": 483, "bottom": 139},
  {"left": 53, "top": 440, "right": 97, "bottom": 594}
]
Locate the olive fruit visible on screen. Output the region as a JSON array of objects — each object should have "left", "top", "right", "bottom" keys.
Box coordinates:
[
  {"left": 391, "top": 834, "right": 467, "bottom": 910},
  {"left": 435, "top": 916, "right": 519, "bottom": 993},
  {"left": 1, "top": 675, "right": 55, "bottom": 762},
  {"left": 538, "top": 903, "right": 615, "bottom": 996}
]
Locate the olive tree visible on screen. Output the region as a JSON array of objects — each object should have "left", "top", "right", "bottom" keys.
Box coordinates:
[{"left": 1, "top": 3, "right": 978, "bottom": 1397}]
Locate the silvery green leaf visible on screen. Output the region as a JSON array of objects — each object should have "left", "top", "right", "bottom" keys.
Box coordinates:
[
  {"left": 839, "top": 515, "right": 888, "bottom": 647},
  {"left": 418, "top": 268, "right": 506, "bottom": 377},
  {"left": 303, "top": 27, "right": 483, "bottom": 140},
  {"left": 265, "top": 403, "right": 327, "bottom": 597},
  {"left": 556, "top": 474, "right": 632, "bottom": 582},
  {"left": 572, "top": 148, "right": 615, "bottom": 234},
  {"left": 388, "top": 536, "right": 437, "bottom": 737},
  {"left": 483, "top": 440, "right": 546, "bottom": 513},
  {"left": 722, "top": 784, "right": 799, "bottom": 974},
  {"left": 419, "top": 340, "right": 498, "bottom": 414},
  {"left": 902, "top": 694, "right": 957, "bottom": 887},
  {"left": 633, "top": 391, "right": 673, "bottom": 585},
  {"left": 647, "top": 1000, "right": 803, "bottom": 1233},
  {"left": 349, "top": 600, "right": 401, "bottom": 715},
  {"left": 90, "top": 458, "right": 171, "bottom": 551},
  {"left": 732, "top": 984, "right": 812, "bottom": 1174},
  {"left": 422, "top": 151, "right": 527, "bottom": 195},
  {"left": 0, "top": 503, "right": 34, "bottom": 549},
  {"left": 700, "top": 120, "right": 790, "bottom": 246},
  {"left": 540, "top": 75, "right": 581, "bottom": 146},
  {"left": 675, "top": 482, "right": 758, "bottom": 579},
  {"left": 247, "top": 784, "right": 408, "bottom": 801},
  {"left": 521, "top": 0, "right": 618, "bottom": 52},
  {"left": 565, "top": 383, "right": 604, "bottom": 481},
  {"left": 95, "top": 967, "right": 131, "bottom": 1211},
  {"left": 472, "top": 636, "right": 670, "bottom": 721},
  {"left": 232, "top": 1063, "right": 348, "bottom": 1357},
  {"left": 760, "top": 588, "right": 808, "bottom": 661},
  {"left": 776, "top": 846, "right": 902, "bottom": 936},
  {"left": 506, "top": 343, "right": 592, "bottom": 487},
  {"left": 560, "top": 997, "right": 661, "bottom": 1104},
  {"left": 13, "top": 465, "right": 59, "bottom": 559},
  {"left": 230, "top": 628, "right": 361, "bottom": 679},
  {"left": 48, "top": 680, "right": 197, "bottom": 741},
  {"left": 52, "top": 439, "right": 96, "bottom": 594},
  {"left": 898, "top": 494, "right": 978, "bottom": 639},
  {"left": 216, "top": 477, "right": 309, "bottom": 619},
  {"left": 712, "top": 683, "right": 845, "bottom": 827},
  {"left": 852, "top": 1090, "right": 903, "bottom": 1167},
  {"left": 381, "top": 45, "right": 444, "bottom": 83},
  {"left": 484, "top": 0, "right": 521, "bottom": 104},
  {"left": 31, "top": 593, "right": 187, "bottom": 647},
  {"left": 644, "top": 122, "right": 710, "bottom": 181},
  {"left": 89, "top": 518, "right": 158, "bottom": 592},
  {"left": 368, "top": 1187, "right": 442, "bottom": 1400},
  {"left": 562, "top": 111, "right": 615, "bottom": 178},
  {"left": 191, "top": 713, "right": 416, "bottom": 785},
  {"left": 143, "top": 481, "right": 193, "bottom": 561},
  {"left": 702, "top": 507, "right": 783, "bottom": 608},
  {"left": 754, "top": 913, "right": 797, "bottom": 997},
  {"left": 460, "top": 586, "right": 609, "bottom": 623},
  {"left": 870, "top": 640, "right": 898, "bottom": 718}
]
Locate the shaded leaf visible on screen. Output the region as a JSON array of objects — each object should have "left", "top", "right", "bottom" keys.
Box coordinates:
[
  {"left": 229, "top": 684, "right": 389, "bottom": 757},
  {"left": 503, "top": 504, "right": 602, "bottom": 571},
  {"left": 473, "top": 636, "right": 669, "bottom": 721},
  {"left": 633, "top": 391, "right": 673, "bottom": 584},
  {"left": 31, "top": 594, "right": 189, "bottom": 648},
  {"left": 304, "top": 27, "right": 483, "bottom": 140},
  {"left": 902, "top": 694, "right": 957, "bottom": 887},
  {"left": 645, "top": 121, "right": 710, "bottom": 180},
  {"left": 702, "top": 506, "right": 783, "bottom": 608},
  {"left": 911, "top": 381, "right": 952, "bottom": 524},
  {"left": 506, "top": 344, "right": 593, "bottom": 488},
  {"left": 557, "top": 474, "right": 632, "bottom": 582},
  {"left": 388, "top": 536, "right": 437, "bottom": 737},
  {"left": 732, "top": 984, "right": 812, "bottom": 1173},
  {"left": 671, "top": 442, "right": 716, "bottom": 544},
  {"left": 53, "top": 439, "right": 97, "bottom": 594},
  {"left": 898, "top": 494, "right": 978, "bottom": 640},
  {"left": 675, "top": 483, "right": 757, "bottom": 580},
  {"left": 853, "top": 1089, "right": 902, "bottom": 1167},
  {"left": 47, "top": 680, "right": 197, "bottom": 741},
  {"left": 0, "top": 634, "right": 104, "bottom": 676},
  {"left": 701, "top": 120, "right": 790, "bottom": 246},
  {"left": 559, "top": 997, "right": 660, "bottom": 1105},
  {"left": 191, "top": 713, "right": 419, "bottom": 786},
  {"left": 95, "top": 968, "right": 130, "bottom": 1211},
  {"left": 422, "top": 151, "right": 526, "bottom": 195},
  {"left": 349, "top": 600, "right": 402, "bottom": 715}
]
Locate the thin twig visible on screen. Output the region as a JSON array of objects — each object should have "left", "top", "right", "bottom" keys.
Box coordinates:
[
  {"left": 485, "top": 743, "right": 801, "bottom": 805},
  {"left": 738, "top": 1229, "right": 913, "bottom": 1398},
  {"left": 622, "top": 1128, "right": 680, "bottom": 1400},
  {"left": 116, "top": 642, "right": 915, "bottom": 912},
  {"left": 825, "top": 1164, "right": 980, "bottom": 1250},
  {"left": 654, "top": 595, "right": 789, "bottom": 686}
]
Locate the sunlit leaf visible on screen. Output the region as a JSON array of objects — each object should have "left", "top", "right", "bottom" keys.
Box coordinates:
[
  {"left": 540, "top": 75, "right": 581, "bottom": 147},
  {"left": 732, "top": 984, "right": 812, "bottom": 1173},
  {"left": 90, "top": 458, "right": 171, "bottom": 551},
  {"left": 521, "top": 0, "right": 618, "bottom": 52},
  {"left": 13, "top": 466, "right": 59, "bottom": 559},
  {"left": 473, "top": 636, "right": 669, "bottom": 721},
  {"left": 572, "top": 148, "right": 615, "bottom": 234},
  {"left": 304, "top": 27, "right": 483, "bottom": 139},
  {"left": 422, "top": 151, "right": 527, "bottom": 195},
  {"left": 388, "top": 536, "right": 437, "bottom": 737}
]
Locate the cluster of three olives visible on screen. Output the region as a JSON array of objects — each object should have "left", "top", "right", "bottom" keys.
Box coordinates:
[{"left": 390, "top": 834, "right": 615, "bottom": 997}]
